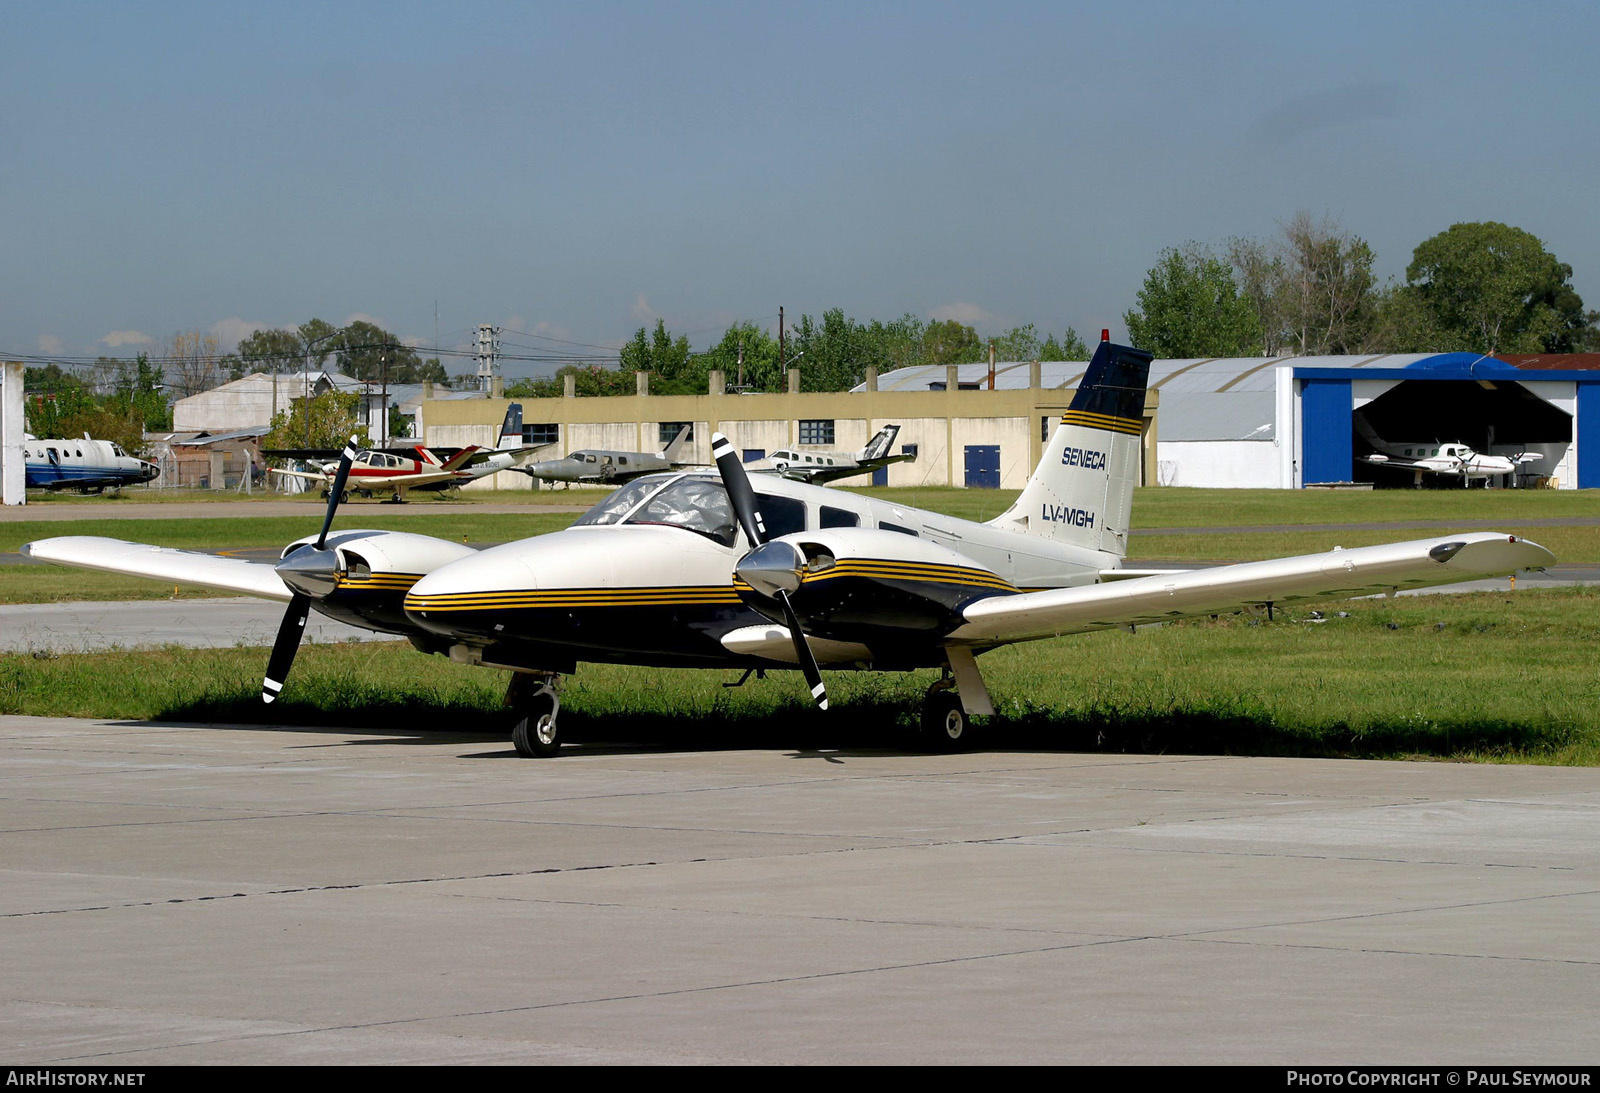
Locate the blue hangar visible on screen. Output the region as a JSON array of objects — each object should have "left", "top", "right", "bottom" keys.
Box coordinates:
[{"left": 866, "top": 353, "right": 1599, "bottom": 489}]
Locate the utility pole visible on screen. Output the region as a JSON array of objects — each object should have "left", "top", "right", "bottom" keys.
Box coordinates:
[
  {"left": 777, "top": 306, "right": 785, "bottom": 376},
  {"left": 380, "top": 346, "right": 389, "bottom": 447},
  {"left": 475, "top": 325, "right": 501, "bottom": 393}
]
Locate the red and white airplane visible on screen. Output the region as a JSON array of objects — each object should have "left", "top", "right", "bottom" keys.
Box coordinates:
[
  {"left": 24, "top": 341, "right": 1554, "bottom": 756},
  {"left": 271, "top": 404, "right": 543, "bottom": 501}
]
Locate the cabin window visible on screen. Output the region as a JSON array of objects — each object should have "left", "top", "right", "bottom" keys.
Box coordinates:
[
  {"left": 752, "top": 493, "right": 807, "bottom": 539},
  {"left": 524, "top": 423, "right": 559, "bottom": 445},
  {"left": 798, "top": 419, "right": 834, "bottom": 445},
  {"left": 820, "top": 506, "right": 859, "bottom": 528},
  {"left": 658, "top": 422, "right": 694, "bottom": 446},
  {"left": 879, "top": 521, "right": 918, "bottom": 537}
]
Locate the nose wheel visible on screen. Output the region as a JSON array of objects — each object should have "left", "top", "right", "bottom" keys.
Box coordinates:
[{"left": 507, "top": 673, "right": 563, "bottom": 757}]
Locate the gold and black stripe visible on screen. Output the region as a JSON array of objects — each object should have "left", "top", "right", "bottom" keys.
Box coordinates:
[
  {"left": 405, "top": 585, "right": 744, "bottom": 612},
  {"left": 1060, "top": 409, "right": 1143, "bottom": 436}
]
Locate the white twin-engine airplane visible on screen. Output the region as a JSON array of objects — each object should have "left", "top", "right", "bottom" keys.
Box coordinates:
[
  {"left": 1356, "top": 419, "right": 1542, "bottom": 486},
  {"left": 745, "top": 424, "right": 917, "bottom": 484},
  {"left": 23, "top": 341, "right": 1554, "bottom": 756}
]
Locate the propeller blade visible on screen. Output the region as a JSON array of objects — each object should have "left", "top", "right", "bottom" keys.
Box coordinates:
[
  {"left": 314, "top": 436, "right": 361, "bottom": 550},
  {"left": 711, "top": 432, "right": 767, "bottom": 546},
  {"left": 778, "top": 590, "right": 827, "bottom": 711},
  {"left": 262, "top": 593, "right": 311, "bottom": 704}
]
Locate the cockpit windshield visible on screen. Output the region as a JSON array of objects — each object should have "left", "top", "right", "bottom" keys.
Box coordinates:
[
  {"left": 624, "top": 477, "right": 736, "bottom": 545},
  {"left": 572, "top": 478, "right": 666, "bottom": 526},
  {"left": 570, "top": 475, "right": 738, "bottom": 546}
]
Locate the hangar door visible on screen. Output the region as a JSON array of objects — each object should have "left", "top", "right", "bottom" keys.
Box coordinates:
[{"left": 1352, "top": 380, "right": 1572, "bottom": 487}]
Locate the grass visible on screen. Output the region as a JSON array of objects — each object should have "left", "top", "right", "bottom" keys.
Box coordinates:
[{"left": 4, "top": 587, "right": 1597, "bottom": 764}]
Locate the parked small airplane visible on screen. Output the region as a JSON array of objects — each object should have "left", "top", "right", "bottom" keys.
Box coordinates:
[
  {"left": 512, "top": 424, "right": 693, "bottom": 485},
  {"left": 24, "top": 341, "right": 1554, "bottom": 757},
  {"left": 1356, "top": 419, "right": 1542, "bottom": 487},
  {"left": 745, "top": 424, "right": 917, "bottom": 484},
  {"left": 23, "top": 433, "right": 159, "bottom": 493},
  {"left": 270, "top": 404, "right": 542, "bottom": 501}
]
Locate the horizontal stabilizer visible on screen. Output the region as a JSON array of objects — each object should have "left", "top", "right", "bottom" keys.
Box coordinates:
[
  {"left": 22, "top": 537, "right": 294, "bottom": 602},
  {"left": 951, "top": 532, "right": 1553, "bottom": 645}
]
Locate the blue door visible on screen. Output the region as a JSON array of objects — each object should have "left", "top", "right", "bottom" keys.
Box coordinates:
[
  {"left": 964, "top": 445, "right": 1000, "bottom": 488},
  {"left": 742, "top": 449, "right": 765, "bottom": 463}
]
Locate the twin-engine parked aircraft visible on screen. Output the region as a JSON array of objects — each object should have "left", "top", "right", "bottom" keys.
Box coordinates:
[
  {"left": 271, "top": 404, "right": 541, "bottom": 501},
  {"left": 24, "top": 341, "right": 1554, "bottom": 756},
  {"left": 745, "top": 424, "right": 917, "bottom": 484},
  {"left": 23, "top": 434, "right": 159, "bottom": 493},
  {"left": 512, "top": 424, "right": 693, "bottom": 485},
  {"left": 1356, "top": 419, "right": 1542, "bottom": 486}
]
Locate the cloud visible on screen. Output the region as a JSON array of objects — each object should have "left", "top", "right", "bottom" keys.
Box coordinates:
[
  {"left": 99, "top": 330, "right": 154, "bottom": 348},
  {"left": 36, "top": 334, "right": 63, "bottom": 354},
  {"left": 630, "top": 293, "right": 657, "bottom": 322},
  {"left": 928, "top": 301, "right": 997, "bottom": 327},
  {"left": 1249, "top": 82, "right": 1403, "bottom": 148},
  {"left": 209, "top": 317, "right": 269, "bottom": 351},
  {"left": 343, "top": 312, "right": 387, "bottom": 328}
]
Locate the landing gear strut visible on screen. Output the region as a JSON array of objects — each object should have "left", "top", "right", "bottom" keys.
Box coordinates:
[
  {"left": 506, "top": 672, "right": 563, "bottom": 757},
  {"left": 918, "top": 647, "right": 995, "bottom": 752}
]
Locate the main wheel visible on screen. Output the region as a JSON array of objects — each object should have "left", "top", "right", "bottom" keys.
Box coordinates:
[
  {"left": 920, "top": 691, "right": 972, "bottom": 752},
  {"left": 511, "top": 691, "right": 562, "bottom": 757}
]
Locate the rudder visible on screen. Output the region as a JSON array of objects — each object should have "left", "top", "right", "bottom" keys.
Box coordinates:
[{"left": 987, "top": 340, "right": 1152, "bottom": 557}]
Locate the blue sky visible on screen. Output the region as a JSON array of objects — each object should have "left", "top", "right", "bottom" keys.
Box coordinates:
[{"left": 5, "top": 1, "right": 1596, "bottom": 378}]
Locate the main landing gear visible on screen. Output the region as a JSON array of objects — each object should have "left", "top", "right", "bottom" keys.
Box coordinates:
[
  {"left": 506, "top": 671, "right": 563, "bottom": 757},
  {"left": 918, "top": 647, "right": 996, "bottom": 752}
]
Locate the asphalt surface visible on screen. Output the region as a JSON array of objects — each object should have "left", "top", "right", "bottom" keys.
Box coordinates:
[{"left": 2, "top": 716, "right": 1596, "bottom": 1065}]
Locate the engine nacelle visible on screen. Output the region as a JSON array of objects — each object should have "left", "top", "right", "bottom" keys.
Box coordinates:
[
  {"left": 280, "top": 529, "right": 478, "bottom": 634},
  {"left": 734, "top": 527, "right": 1016, "bottom": 642}
]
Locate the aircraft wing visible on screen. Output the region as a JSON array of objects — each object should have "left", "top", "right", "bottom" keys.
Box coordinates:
[
  {"left": 948, "top": 532, "right": 1552, "bottom": 646},
  {"left": 269, "top": 467, "right": 331, "bottom": 483},
  {"left": 21, "top": 537, "right": 294, "bottom": 602}
]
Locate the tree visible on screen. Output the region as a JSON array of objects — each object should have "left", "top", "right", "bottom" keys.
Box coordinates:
[
  {"left": 104, "top": 354, "right": 172, "bottom": 432},
  {"left": 618, "top": 319, "right": 696, "bottom": 392},
  {"left": 235, "top": 328, "right": 309, "bottom": 374},
  {"left": 1402, "top": 222, "right": 1585, "bottom": 354},
  {"left": 991, "top": 323, "right": 1041, "bottom": 362},
  {"left": 699, "top": 320, "right": 783, "bottom": 391},
  {"left": 1125, "top": 244, "right": 1262, "bottom": 357},
  {"left": 920, "top": 319, "right": 982, "bottom": 366},
  {"left": 163, "top": 330, "right": 225, "bottom": 398},
  {"left": 1039, "top": 327, "right": 1090, "bottom": 360},
  {"left": 327, "top": 321, "right": 425, "bottom": 383},
  {"left": 263, "top": 390, "right": 368, "bottom": 451},
  {"left": 1226, "top": 213, "right": 1378, "bottom": 355}
]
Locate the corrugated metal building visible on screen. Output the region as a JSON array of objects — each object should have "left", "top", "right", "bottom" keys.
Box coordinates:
[{"left": 863, "top": 353, "right": 1600, "bottom": 488}]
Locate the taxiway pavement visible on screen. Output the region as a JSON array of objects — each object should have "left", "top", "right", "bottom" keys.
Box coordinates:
[{"left": 1, "top": 715, "right": 1596, "bottom": 1065}]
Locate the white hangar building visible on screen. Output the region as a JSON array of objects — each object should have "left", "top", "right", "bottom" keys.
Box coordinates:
[{"left": 862, "top": 353, "right": 1600, "bottom": 489}]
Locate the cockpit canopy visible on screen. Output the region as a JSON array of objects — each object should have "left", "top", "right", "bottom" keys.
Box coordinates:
[{"left": 573, "top": 474, "right": 807, "bottom": 547}]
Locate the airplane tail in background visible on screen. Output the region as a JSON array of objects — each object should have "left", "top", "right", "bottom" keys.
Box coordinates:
[
  {"left": 861, "top": 424, "right": 900, "bottom": 461},
  {"left": 1353, "top": 416, "right": 1384, "bottom": 448},
  {"left": 661, "top": 424, "right": 692, "bottom": 462},
  {"left": 498, "top": 403, "right": 524, "bottom": 450},
  {"left": 987, "top": 339, "right": 1152, "bottom": 558}
]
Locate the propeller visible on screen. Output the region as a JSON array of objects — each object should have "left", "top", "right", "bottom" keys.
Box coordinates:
[
  {"left": 710, "top": 433, "right": 828, "bottom": 710},
  {"left": 261, "top": 436, "right": 359, "bottom": 704}
]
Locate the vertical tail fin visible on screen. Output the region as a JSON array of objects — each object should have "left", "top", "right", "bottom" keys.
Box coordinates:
[
  {"left": 860, "top": 424, "right": 899, "bottom": 461},
  {"left": 661, "top": 424, "right": 692, "bottom": 462},
  {"left": 498, "top": 403, "right": 524, "bottom": 450},
  {"left": 987, "top": 340, "right": 1152, "bottom": 557}
]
